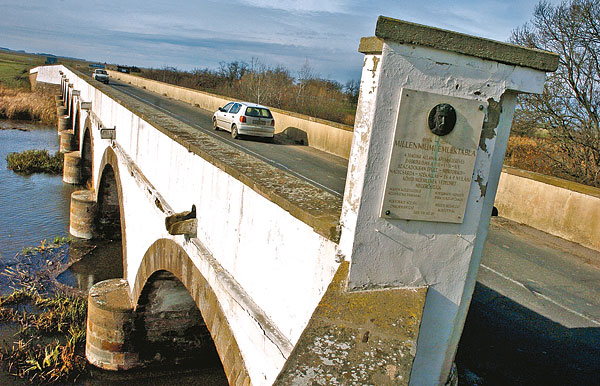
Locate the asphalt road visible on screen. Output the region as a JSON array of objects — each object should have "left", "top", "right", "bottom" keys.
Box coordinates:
[
  {"left": 101, "top": 75, "right": 600, "bottom": 385},
  {"left": 107, "top": 77, "right": 348, "bottom": 197},
  {"left": 457, "top": 218, "right": 600, "bottom": 386}
]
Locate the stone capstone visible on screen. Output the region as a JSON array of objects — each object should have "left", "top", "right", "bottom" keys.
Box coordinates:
[{"left": 374, "top": 16, "right": 559, "bottom": 72}]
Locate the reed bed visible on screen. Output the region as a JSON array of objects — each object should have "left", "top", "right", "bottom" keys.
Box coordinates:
[{"left": 0, "top": 86, "right": 56, "bottom": 125}]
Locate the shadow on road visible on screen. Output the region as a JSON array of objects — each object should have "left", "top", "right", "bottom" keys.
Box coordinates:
[{"left": 456, "top": 282, "right": 600, "bottom": 386}]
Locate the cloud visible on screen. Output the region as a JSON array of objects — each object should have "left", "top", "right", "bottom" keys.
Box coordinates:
[{"left": 235, "top": 0, "right": 349, "bottom": 14}]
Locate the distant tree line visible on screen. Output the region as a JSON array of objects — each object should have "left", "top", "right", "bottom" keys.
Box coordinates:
[{"left": 139, "top": 59, "right": 359, "bottom": 126}]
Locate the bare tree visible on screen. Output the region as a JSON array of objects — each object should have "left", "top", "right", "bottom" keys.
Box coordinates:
[{"left": 512, "top": 0, "right": 600, "bottom": 186}]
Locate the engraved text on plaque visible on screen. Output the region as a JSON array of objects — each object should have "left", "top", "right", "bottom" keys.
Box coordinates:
[{"left": 381, "top": 89, "right": 486, "bottom": 223}]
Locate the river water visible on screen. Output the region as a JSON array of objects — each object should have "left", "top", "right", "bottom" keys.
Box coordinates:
[{"left": 0, "top": 120, "right": 227, "bottom": 385}]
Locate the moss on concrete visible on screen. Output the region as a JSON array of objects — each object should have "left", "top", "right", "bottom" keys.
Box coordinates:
[
  {"left": 374, "top": 16, "right": 559, "bottom": 72},
  {"left": 274, "top": 262, "right": 427, "bottom": 385}
]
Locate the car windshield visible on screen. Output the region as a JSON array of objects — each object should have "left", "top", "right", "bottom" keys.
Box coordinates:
[
  {"left": 96, "top": 70, "right": 107, "bottom": 74},
  {"left": 245, "top": 107, "right": 272, "bottom": 118}
]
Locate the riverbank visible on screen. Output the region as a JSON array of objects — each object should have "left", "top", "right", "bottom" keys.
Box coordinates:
[{"left": 0, "top": 239, "right": 87, "bottom": 384}]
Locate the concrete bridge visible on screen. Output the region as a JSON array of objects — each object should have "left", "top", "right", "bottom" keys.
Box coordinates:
[{"left": 31, "top": 17, "right": 558, "bottom": 385}]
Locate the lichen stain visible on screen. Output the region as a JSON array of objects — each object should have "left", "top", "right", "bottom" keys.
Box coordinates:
[
  {"left": 475, "top": 173, "right": 487, "bottom": 198},
  {"left": 273, "top": 262, "right": 427, "bottom": 385},
  {"left": 479, "top": 97, "right": 503, "bottom": 153},
  {"left": 371, "top": 56, "right": 380, "bottom": 78}
]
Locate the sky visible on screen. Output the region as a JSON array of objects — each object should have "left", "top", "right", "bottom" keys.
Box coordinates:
[{"left": 0, "top": 0, "right": 551, "bottom": 83}]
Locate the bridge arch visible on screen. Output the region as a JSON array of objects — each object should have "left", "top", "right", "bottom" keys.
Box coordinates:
[
  {"left": 68, "top": 90, "right": 74, "bottom": 119},
  {"left": 81, "top": 118, "right": 93, "bottom": 186},
  {"left": 132, "top": 239, "right": 250, "bottom": 385},
  {"left": 96, "top": 146, "right": 127, "bottom": 277},
  {"left": 73, "top": 103, "right": 81, "bottom": 146}
]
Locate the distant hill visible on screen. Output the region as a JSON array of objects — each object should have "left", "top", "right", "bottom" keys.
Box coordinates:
[{"left": 0, "top": 47, "right": 85, "bottom": 62}]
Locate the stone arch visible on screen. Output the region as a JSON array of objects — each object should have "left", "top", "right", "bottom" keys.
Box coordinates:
[
  {"left": 81, "top": 119, "right": 93, "bottom": 187},
  {"left": 132, "top": 239, "right": 251, "bottom": 386},
  {"left": 68, "top": 89, "right": 74, "bottom": 118},
  {"left": 73, "top": 104, "right": 81, "bottom": 146},
  {"left": 97, "top": 147, "right": 127, "bottom": 277},
  {"left": 134, "top": 270, "right": 224, "bottom": 372}
]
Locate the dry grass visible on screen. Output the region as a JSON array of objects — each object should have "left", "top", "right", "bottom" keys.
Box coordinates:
[
  {"left": 504, "top": 135, "right": 556, "bottom": 176},
  {"left": 505, "top": 135, "right": 600, "bottom": 188},
  {"left": 0, "top": 238, "right": 88, "bottom": 384},
  {"left": 0, "top": 290, "right": 88, "bottom": 384},
  {"left": 0, "top": 86, "right": 56, "bottom": 124}
]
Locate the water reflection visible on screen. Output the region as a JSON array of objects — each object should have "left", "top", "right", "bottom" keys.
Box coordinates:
[
  {"left": 57, "top": 239, "right": 123, "bottom": 291},
  {"left": 0, "top": 121, "right": 76, "bottom": 260}
]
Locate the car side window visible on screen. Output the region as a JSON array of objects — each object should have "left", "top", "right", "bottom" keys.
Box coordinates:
[
  {"left": 230, "top": 103, "right": 241, "bottom": 114},
  {"left": 223, "top": 102, "right": 234, "bottom": 112}
]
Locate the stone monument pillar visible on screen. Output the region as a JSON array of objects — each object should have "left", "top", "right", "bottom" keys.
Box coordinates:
[{"left": 339, "top": 16, "right": 558, "bottom": 385}]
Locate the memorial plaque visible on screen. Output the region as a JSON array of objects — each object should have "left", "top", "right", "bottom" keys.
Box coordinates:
[{"left": 381, "top": 89, "right": 486, "bottom": 223}]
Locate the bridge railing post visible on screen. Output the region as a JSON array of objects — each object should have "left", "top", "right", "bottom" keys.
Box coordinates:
[{"left": 337, "top": 16, "right": 558, "bottom": 385}]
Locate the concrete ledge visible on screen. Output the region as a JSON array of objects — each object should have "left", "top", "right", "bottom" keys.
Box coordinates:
[
  {"left": 374, "top": 16, "right": 559, "bottom": 72},
  {"left": 502, "top": 166, "right": 600, "bottom": 199},
  {"left": 68, "top": 66, "right": 342, "bottom": 242},
  {"left": 275, "top": 262, "right": 428, "bottom": 385},
  {"left": 496, "top": 166, "right": 600, "bottom": 251},
  {"left": 107, "top": 70, "right": 354, "bottom": 159}
]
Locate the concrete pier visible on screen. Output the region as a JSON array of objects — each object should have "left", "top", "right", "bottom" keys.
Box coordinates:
[
  {"left": 60, "top": 129, "right": 77, "bottom": 153},
  {"left": 70, "top": 190, "right": 96, "bottom": 239},
  {"left": 63, "top": 151, "right": 82, "bottom": 184},
  {"left": 86, "top": 279, "right": 140, "bottom": 370}
]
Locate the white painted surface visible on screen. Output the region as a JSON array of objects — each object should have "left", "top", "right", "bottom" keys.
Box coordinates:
[
  {"left": 30, "top": 65, "right": 62, "bottom": 84},
  {"left": 43, "top": 65, "right": 340, "bottom": 386},
  {"left": 340, "top": 42, "right": 546, "bottom": 385},
  {"left": 496, "top": 170, "right": 600, "bottom": 252}
]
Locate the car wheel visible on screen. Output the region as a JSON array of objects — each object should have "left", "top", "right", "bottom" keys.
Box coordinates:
[
  {"left": 213, "top": 118, "right": 219, "bottom": 131},
  {"left": 231, "top": 125, "right": 239, "bottom": 139}
]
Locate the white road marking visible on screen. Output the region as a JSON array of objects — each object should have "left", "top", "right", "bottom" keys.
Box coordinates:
[
  {"left": 112, "top": 82, "right": 343, "bottom": 197},
  {"left": 480, "top": 264, "right": 600, "bottom": 326}
]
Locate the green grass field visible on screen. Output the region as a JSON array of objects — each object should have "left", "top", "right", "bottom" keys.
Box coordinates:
[{"left": 0, "top": 51, "right": 46, "bottom": 89}]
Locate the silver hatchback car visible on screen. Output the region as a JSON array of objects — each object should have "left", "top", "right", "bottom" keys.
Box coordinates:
[{"left": 213, "top": 101, "right": 275, "bottom": 140}]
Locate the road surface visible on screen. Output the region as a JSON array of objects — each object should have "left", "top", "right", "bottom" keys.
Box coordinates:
[{"left": 100, "top": 75, "right": 600, "bottom": 386}]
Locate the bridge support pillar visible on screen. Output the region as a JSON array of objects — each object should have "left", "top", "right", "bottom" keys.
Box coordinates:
[
  {"left": 70, "top": 190, "right": 96, "bottom": 239},
  {"left": 56, "top": 105, "right": 67, "bottom": 116},
  {"left": 63, "top": 151, "right": 82, "bottom": 184},
  {"left": 57, "top": 114, "right": 70, "bottom": 132},
  {"left": 60, "top": 130, "right": 77, "bottom": 153},
  {"left": 86, "top": 279, "right": 140, "bottom": 370}
]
